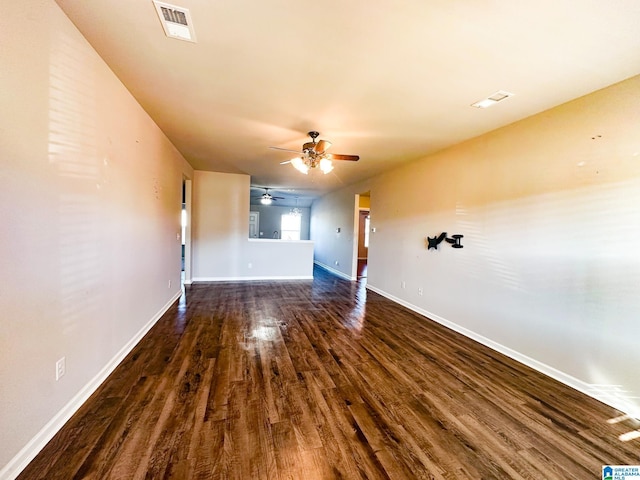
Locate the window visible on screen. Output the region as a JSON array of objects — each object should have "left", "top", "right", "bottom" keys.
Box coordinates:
[{"left": 281, "top": 213, "right": 301, "bottom": 240}]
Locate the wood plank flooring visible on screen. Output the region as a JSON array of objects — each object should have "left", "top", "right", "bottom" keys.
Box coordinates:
[{"left": 18, "top": 267, "right": 639, "bottom": 479}]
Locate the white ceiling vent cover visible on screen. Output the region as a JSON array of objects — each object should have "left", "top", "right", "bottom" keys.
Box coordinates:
[
  {"left": 471, "top": 90, "right": 515, "bottom": 109},
  {"left": 153, "top": 1, "right": 197, "bottom": 43}
]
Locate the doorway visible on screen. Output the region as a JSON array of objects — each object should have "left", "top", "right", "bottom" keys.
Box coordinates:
[
  {"left": 357, "top": 210, "right": 369, "bottom": 278},
  {"left": 352, "top": 191, "right": 370, "bottom": 280},
  {"left": 182, "top": 178, "right": 192, "bottom": 285},
  {"left": 249, "top": 211, "right": 260, "bottom": 238}
]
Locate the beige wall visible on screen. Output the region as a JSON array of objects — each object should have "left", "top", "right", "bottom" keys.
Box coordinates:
[
  {"left": 363, "top": 75, "right": 640, "bottom": 416},
  {"left": 311, "top": 188, "right": 359, "bottom": 279},
  {"left": 311, "top": 181, "right": 372, "bottom": 279},
  {"left": 192, "top": 171, "right": 250, "bottom": 279},
  {"left": 246, "top": 240, "right": 314, "bottom": 279},
  {"left": 0, "top": 0, "right": 193, "bottom": 475},
  {"left": 191, "top": 171, "right": 313, "bottom": 280}
]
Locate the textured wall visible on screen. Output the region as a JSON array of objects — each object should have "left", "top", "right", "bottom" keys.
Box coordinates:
[
  {"left": 0, "top": 0, "right": 192, "bottom": 473},
  {"left": 366, "top": 75, "right": 640, "bottom": 416}
]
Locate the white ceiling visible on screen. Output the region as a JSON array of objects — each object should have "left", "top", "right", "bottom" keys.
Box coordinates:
[{"left": 55, "top": 0, "right": 640, "bottom": 201}]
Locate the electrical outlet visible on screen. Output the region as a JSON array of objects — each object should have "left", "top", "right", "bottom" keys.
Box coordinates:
[
  {"left": 168, "top": 279, "right": 172, "bottom": 288},
  {"left": 334, "top": 261, "right": 339, "bottom": 266},
  {"left": 248, "top": 262, "right": 253, "bottom": 269},
  {"left": 401, "top": 281, "right": 406, "bottom": 289},
  {"left": 56, "top": 357, "right": 66, "bottom": 381},
  {"left": 418, "top": 287, "right": 423, "bottom": 296}
]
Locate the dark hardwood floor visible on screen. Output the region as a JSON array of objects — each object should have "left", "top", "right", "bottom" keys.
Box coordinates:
[
  {"left": 356, "top": 259, "right": 367, "bottom": 279},
  {"left": 19, "top": 267, "right": 639, "bottom": 479}
]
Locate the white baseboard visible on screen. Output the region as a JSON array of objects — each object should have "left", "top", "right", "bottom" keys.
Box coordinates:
[
  {"left": 366, "top": 283, "right": 638, "bottom": 419},
  {"left": 314, "top": 261, "right": 355, "bottom": 281},
  {"left": 191, "top": 275, "right": 313, "bottom": 282},
  {"left": 0, "top": 290, "right": 182, "bottom": 480}
]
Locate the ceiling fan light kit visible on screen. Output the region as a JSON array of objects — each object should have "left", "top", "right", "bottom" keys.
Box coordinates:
[
  {"left": 319, "top": 158, "right": 334, "bottom": 174},
  {"left": 270, "top": 131, "right": 359, "bottom": 175},
  {"left": 291, "top": 157, "right": 310, "bottom": 174},
  {"left": 290, "top": 197, "right": 302, "bottom": 217}
]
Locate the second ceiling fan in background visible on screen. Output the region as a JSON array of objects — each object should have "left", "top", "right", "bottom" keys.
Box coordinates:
[{"left": 253, "top": 187, "right": 284, "bottom": 205}]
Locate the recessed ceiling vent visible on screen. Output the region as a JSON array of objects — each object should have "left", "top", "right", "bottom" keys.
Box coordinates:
[
  {"left": 153, "top": 1, "right": 197, "bottom": 43},
  {"left": 471, "top": 90, "right": 514, "bottom": 109}
]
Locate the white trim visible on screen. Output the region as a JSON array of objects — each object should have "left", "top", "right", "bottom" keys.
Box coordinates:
[
  {"left": 192, "top": 275, "right": 313, "bottom": 282},
  {"left": 314, "top": 261, "right": 355, "bottom": 281},
  {"left": 0, "top": 291, "right": 182, "bottom": 480},
  {"left": 183, "top": 178, "right": 193, "bottom": 286},
  {"left": 248, "top": 239, "right": 313, "bottom": 244},
  {"left": 351, "top": 194, "right": 360, "bottom": 280},
  {"left": 183, "top": 279, "right": 193, "bottom": 285},
  {"left": 366, "top": 283, "right": 638, "bottom": 419}
]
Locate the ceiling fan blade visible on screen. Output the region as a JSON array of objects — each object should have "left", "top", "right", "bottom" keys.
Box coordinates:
[
  {"left": 314, "top": 140, "right": 332, "bottom": 154},
  {"left": 269, "top": 146, "right": 304, "bottom": 154},
  {"left": 280, "top": 160, "right": 293, "bottom": 165},
  {"left": 328, "top": 153, "right": 359, "bottom": 161},
  {"left": 273, "top": 196, "right": 285, "bottom": 200}
]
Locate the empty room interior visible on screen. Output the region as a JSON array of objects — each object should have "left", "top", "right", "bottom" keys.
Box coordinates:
[{"left": 2, "top": 1, "right": 640, "bottom": 479}]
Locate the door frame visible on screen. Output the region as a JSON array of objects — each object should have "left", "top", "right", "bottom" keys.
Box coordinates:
[
  {"left": 350, "top": 192, "right": 371, "bottom": 279},
  {"left": 183, "top": 178, "right": 193, "bottom": 284},
  {"left": 249, "top": 211, "right": 260, "bottom": 238}
]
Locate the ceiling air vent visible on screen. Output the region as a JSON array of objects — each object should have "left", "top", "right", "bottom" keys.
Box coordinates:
[
  {"left": 471, "top": 90, "right": 514, "bottom": 109},
  {"left": 152, "top": 1, "right": 197, "bottom": 42}
]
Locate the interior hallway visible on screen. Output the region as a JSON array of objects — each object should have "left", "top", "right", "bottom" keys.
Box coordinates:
[{"left": 18, "top": 268, "right": 640, "bottom": 479}]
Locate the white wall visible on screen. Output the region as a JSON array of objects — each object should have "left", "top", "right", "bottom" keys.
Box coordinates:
[
  {"left": 0, "top": 0, "right": 193, "bottom": 477},
  {"left": 192, "top": 171, "right": 313, "bottom": 280},
  {"left": 363, "top": 76, "right": 640, "bottom": 416},
  {"left": 246, "top": 240, "right": 314, "bottom": 279}
]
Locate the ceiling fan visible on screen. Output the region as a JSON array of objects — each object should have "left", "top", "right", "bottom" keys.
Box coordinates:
[
  {"left": 252, "top": 187, "right": 284, "bottom": 205},
  {"left": 269, "top": 131, "right": 359, "bottom": 174}
]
